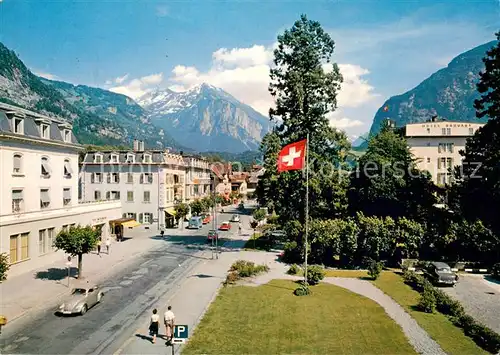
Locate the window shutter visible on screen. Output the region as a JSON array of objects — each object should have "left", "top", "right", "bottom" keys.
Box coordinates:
[
  {"left": 107, "top": 173, "right": 111, "bottom": 183},
  {"left": 139, "top": 213, "right": 143, "bottom": 223},
  {"left": 117, "top": 191, "right": 121, "bottom": 199},
  {"left": 149, "top": 213, "right": 154, "bottom": 224},
  {"left": 140, "top": 174, "right": 144, "bottom": 184},
  {"left": 117, "top": 174, "right": 120, "bottom": 183},
  {"left": 91, "top": 174, "right": 95, "bottom": 183},
  {"left": 106, "top": 191, "right": 110, "bottom": 200}
]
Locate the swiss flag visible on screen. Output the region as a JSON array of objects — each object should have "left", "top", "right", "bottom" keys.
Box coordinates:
[{"left": 277, "top": 139, "right": 307, "bottom": 173}]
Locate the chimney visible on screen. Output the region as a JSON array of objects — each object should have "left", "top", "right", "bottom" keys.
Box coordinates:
[
  {"left": 133, "top": 139, "right": 139, "bottom": 151},
  {"left": 138, "top": 140, "right": 144, "bottom": 151}
]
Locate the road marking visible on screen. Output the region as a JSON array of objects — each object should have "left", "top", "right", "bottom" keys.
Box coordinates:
[
  {"left": 132, "top": 268, "right": 149, "bottom": 275},
  {"left": 128, "top": 275, "right": 143, "bottom": 280},
  {"left": 120, "top": 280, "right": 133, "bottom": 286},
  {"left": 14, "top": 336, "right": 29, "bottom": 342}
]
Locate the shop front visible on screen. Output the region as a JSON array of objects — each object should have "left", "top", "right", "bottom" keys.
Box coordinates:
[
  {"left": 165, "top": 208, "right": 177, "bottom": 228},
  {"left": 109, "top": 218, "right": 141, "bottom": 241}
]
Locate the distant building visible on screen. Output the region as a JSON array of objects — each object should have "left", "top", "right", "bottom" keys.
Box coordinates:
[
  {"left": 183, "top": 155, "right": 212, "bottom": 203},
  {"left": 80, "top": 143, "right": 186, "bottom": 230},
  {"left": 405, "top": 118, "right": 485, "bottom": 185},
  {"left": 0, "top": 103, "right": 121, "bottom": 272},
  {"left": 247, "top": 165, "right": 265, "bottom": 194}
]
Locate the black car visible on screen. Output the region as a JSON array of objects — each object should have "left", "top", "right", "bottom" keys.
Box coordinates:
[{"left": 424, "top": 262, "right": 458, "bottom": 286}]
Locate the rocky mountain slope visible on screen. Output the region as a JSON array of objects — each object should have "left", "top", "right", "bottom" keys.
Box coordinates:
[
  {"left": 366, "top": 40, "right": 498, "bottom": 142},
  {"left": 0, "top": 41, "right": 183, "bottom": 149},
  {"left": 137, "top": 83, "right": 272, "bottom": 153}
]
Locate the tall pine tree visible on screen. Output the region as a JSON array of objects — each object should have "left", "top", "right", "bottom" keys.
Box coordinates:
[{"left": 266, "top": 14, "right": 350, "bottom": 222}]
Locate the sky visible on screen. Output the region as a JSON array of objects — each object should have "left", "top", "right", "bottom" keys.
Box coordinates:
[{"left": 1, "top": 0, "right": 499, "bottom": 140}]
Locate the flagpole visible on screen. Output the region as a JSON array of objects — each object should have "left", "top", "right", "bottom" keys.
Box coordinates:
[{"left": 304, "top": 133, "right": 309, "bottom": 286}]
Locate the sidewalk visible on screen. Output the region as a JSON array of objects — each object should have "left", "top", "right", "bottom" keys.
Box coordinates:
[
  {"left": 0, "top": 230, "right": 166, "bottom": 324},
  {"left": 116, "top": 236, "right": 277, "bottom": 355}
]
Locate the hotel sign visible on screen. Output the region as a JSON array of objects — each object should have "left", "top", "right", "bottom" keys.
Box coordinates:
[
  {"left": 92, "top": 216, "right": 108, "bottom": 225},
  {"left": 421, "top": 123, "right": 473, "bottom": 128}
]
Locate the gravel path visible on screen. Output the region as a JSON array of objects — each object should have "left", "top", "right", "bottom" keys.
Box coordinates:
[
  {"left": 325, "top": 277, "right": 446, "bottom": 355},
  {"left": 441, "top": 275, "right": 500, "bottom": 334}
]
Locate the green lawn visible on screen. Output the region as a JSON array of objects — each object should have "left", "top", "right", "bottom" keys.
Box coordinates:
[
  {"left": 373, "top": 272, "right": 488, "bottom": 355},
  {"left": 183, "top": 279, "right": 416, "bottom": 355},
  {"left": 324, "top": 270, "right": 370, "bottom": 278}
]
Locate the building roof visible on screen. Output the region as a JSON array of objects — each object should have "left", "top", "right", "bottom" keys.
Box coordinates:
[
  {"left": 82, "top": 150, "right": 167, "bottom": 164},
  {"left": 0, "top": 102, "right": 80, "bottom": 146}
]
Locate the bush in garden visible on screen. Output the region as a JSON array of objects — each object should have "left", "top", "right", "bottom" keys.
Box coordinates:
[
  {"left": 294, "top": 281, "right": 311, "bottom": 296},
  {"left": 491, "top": 262, "right": 500, "bottom": 281},
  {"left": 229, "top": 260, "right": 269, "bottom": 278},
  {"left": 287, "top": 264, "right": 301, "bottom": 275},
  {"left": 223, "top": 271, "right": 240, "bottom": 286},
  {"left": 367, "top": 259, "right": 383, "bottom": 280},
  {"left": 433, "top": 289, "right": 465, "bottom": 317},
  {"left": 306, "top": 265, "right": 325, "bottom": 285},
  {"left": 417, "top": 285, "right": 436, "bottom": 313}
]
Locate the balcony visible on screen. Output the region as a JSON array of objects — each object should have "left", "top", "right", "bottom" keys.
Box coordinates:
[{"left": 0, "top": 200, "right": 122, "bottom": 226}]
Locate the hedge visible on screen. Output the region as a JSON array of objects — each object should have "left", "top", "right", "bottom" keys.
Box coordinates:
[{"left": 403, "top": 271, "right": 500, "bottom": 354}]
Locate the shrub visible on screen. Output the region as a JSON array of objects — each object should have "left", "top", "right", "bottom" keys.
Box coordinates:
[
  {"left": 434, "top": 289, "right": 465, "bottom": 317},
  {"left": 0, "top": 253, "right": 10, "bottom": 281},
  {"left": 417, "top": 285, "right": 436, "bottom": 313},
  {"left": 491, "top": 262, "right": 500, "bottom": 281},
  {"left": 367, "top": 259, "right": 383, "bottom": 280},
  {"left": 223, "top": 271, "right": 240, "bottom": 286},
  {"left": 287, "top": 264, "right": 301, "bottom": 275},
  {"left": 306, "top": 265, "right": 325, "bottom": 285},
  {"left": 294, "top": 282, "right": 310, "bottom": 296},
  {"left": 229, "top": 260, "right": 269, "bottom": 278},
  {"left": 402, "top": 270, "right": 429, "bottom": 292}
]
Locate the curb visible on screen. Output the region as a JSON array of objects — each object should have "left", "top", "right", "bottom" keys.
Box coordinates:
[{"left": 5, "top": 240, "right": 165, "bottom": 327}]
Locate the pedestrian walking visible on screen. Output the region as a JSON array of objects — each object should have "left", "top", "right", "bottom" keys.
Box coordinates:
[
  {"left": 105, "top": 237, "right": 111, "bottom": 254},
  {"left": 97, "top": 239, "right": 102, "bottom": 256},
  {"left": 149, "top": 309, "right": 160, "bottom": 344},
  {"left": 164, "top": 306, "right": 175, "bottom": 343},
  {"left": 238, "top": 222, "right": 242, "bottom": 235}
]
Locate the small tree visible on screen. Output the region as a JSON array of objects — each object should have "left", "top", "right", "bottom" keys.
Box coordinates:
[
  {"left": 250, "top": 220, "right": 259, "bottom": 238},
  {"left": 367, "top": 259, "right": 383, "bottom": 280},
  {"left": 174, "top": 202, "right": 190, "bottom": 229},
  {"left": 0, "top": 253, "right": 10, "bottom": 281},
  {"left": 252, "top": 208, "right": 266, "bottom": 224},
  {"left": 190, "top": 199, "right": 204, "bottom": 216},
  {"left": 53, "top": 225, "right": 100, "bottom": 279}
]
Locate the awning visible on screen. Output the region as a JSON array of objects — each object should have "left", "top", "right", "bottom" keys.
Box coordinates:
[
  {"left": 122, "top": 220, "right": 141, "bottom": 228},
  {"left": 165, "top": 208, "right": 176, "bottom": 217}
]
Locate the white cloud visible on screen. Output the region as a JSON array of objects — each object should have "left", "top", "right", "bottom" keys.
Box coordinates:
[
  {"left": 168, "top": 44, "right": 379, "bottom": 128},
  {"left": 109, "top": 72, "right": 164, "bottom": 98},
  {"left": 329, "top": 117, "right": 364, "bottom": 129},
  {"left": 33, "top": 71, "right": 59, "bottom": 80},
  {"left": 115, "top": 73, "right": 129, "bottom": 84}
]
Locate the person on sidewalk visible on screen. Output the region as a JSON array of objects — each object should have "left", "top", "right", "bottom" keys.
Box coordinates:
[
  {"left": 149, "top": 309, "right": 160, "bottom": 344},
  {"left": 105, "top": 237, "right": 111, "bottom": 254},
  {"left": 164, "top": 306, "right": 175, "bottom": 343},
  {"left": 97, "top": 239, "right": 102, "bottom": 256}
]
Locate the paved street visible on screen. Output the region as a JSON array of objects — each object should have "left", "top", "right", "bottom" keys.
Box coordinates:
[{"left": 0, "top": 204, "right": 255, "bottom": 355}]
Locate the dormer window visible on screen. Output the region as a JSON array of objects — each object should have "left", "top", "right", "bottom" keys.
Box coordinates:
[
  {"left": 63, "top": 129, "right": 71, "bottom": 143},
  {"left": 110, "top": 154, "right": 119, "bottom": 163},
  {"left": 94, "top": 154, "right": 103, "bottom": 164},
  {"left": 143, "top": 154, "right": 152, "bottom": 163},
  {"left": 40, "top": 124, "right": 50, "bottom": 139},
  {"left": 126, "top": 154, "right": 135, "bottom": 163},
  {"left": 13, "top": 117, "right": 24, "bottom": 134}
]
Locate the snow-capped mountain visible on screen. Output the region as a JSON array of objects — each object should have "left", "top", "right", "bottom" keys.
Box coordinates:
[{"left": 138, "top": 83, "right": 273, "bottom": 153}]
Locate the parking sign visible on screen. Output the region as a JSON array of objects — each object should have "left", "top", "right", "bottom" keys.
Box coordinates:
[{"left": 173, "top": 325, "right": 189, "bottom": 344}]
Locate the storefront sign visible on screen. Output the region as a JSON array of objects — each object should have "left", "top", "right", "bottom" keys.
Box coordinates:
[{"left": 92, "top": 216, "right": 108, "bottom": 225}]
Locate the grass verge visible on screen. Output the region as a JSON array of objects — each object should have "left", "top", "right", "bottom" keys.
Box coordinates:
[
  {"left": 183, "top": 279, "right": 417, "bottom": 355},
  {"left": 373, "top": 272, "right": 488, "bottom": 355},
  {"left": 324, "top": 269, "right": 370, "bottom": 278}
]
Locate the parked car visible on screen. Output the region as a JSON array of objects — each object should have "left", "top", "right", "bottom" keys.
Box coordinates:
[
  {"left": 57, "top": 284, "right": 104, "bottom": 315},
  {"left": 230, "top": 214, "right": 240, "bottom": 222},
  {"left": 202, "top": 214, "right": 211, "bottom": 224},
  {"left": 219, "top": 221, "right": 232, "bottom": 231},
  {"left": 423, "top": 262, "right": 458, "bottom": 286},
  {"left": 188, "top": 216, "right": 203, "bottom": 229},
  {"left": 207, "top": 230, "right": 218, "bottom": 241},
  {"left": 238, "top": 202, "right": 244, "bottom": 210}
]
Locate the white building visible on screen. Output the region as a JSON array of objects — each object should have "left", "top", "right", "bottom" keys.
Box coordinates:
[
  {"left": 0, "top": 103, "right": 122, "bottom": 271},
  {"left": 183, "top": 155, "right": 212, "bottom": 203},
  {"left": 80, "top": 143, "right": 187, "bottom": 230},
  {"left": 405, "top": 118, "right": 485, "bottom": 185}
]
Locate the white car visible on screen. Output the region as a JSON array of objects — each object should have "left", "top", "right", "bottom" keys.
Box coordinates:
[{"left": 230, "top": 214, "right": 240, "bottom": 222}]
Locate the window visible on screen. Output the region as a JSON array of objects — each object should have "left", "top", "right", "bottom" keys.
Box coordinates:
[
  {"left": 107, "top": 191, "right": 120, "bottom": 200},
  {"left": 427, "top": 157, "right": 431, "bottom": 164},
  {"left": 13, "top": 153, "right": 22, "bottom": 174},
  {"left": 110, "top": 154, "right": 119, "bottom": 163},
  {"left": 107, "top": 173, "right": 120, "bottom": 183},
  {"left": 441, "top": 128, "right": 446, "bottom": 135},
  {"left": 138, "top": 213, "right": 143, "bottom": 223},
  {"left": 469, "top": 127, "right": 474, "bottom": 135},
  {"left": 426, "top": 128, "right": 430, "bottom": 134},
  {"left": 48, "top": 228, "right": 55, "bottom": 251},
  {"left": 41, "top": 124, "right": 50, "bottom": 139},
  {"left": 39, "top": 229, "right": 47, "bottom": 255},
  {"left": 194, "top": 185, "right": 199, "bottom": 195},
  {"left": 63, "top": 129, "right": 71, "bottom": 143},
  {"left": 40, "top": 188, "right": 50, "bottom": 209},
  {"left": 438, "top": 143, "right": 443, "bottom": 153},
  {"left": 63, "top": 188, "right": 71, "bottom": 206},
  {"left": 126, "top": 212, "right": 137, "bottom": 219},
  {"left": 9, "top": 232, "right": 29, "bottom": 263},
  {"left": 94, "top": 190, "right": 101, "bottom": 200},
  {"left": 64, "top": 159, "right": 73, "bottom": 177},
  {"left": 446, "top": 128, "right": 451, "bottom": 135},
  {"left": 143, "top": 154, "right": 152, "bottom": 163},
  {"left": 13, "top": 117, "right": 24, "bottom": 134},
  {"left": 10, "top": 235, "right": 18, "bottom": 263},
  {"left": 126, "top": 154, "right": 135, "bottom": 163},
  {"left": 438, "top": 157, "right": 447, "bottom": 169},
  {"left": 41, "top": 157, "right": 51, "bottom": 177},
  {"left": 437, "top": 173, "right": 447, "bottom": 185},
  {"left": 127, "top": 191, "right": 134, "bottom": 202},
  {"left": 91, "top": 172, "right": 103, "bottom": 183},
  {"left": 127, "top": 173, "right": 133, "bottom": 183},
  {"left": 140, "top": 173, "right": 153, "bottom": 184},
  {"left": 94, "top": 154, "right": 103, "bottom": 163},
  {"left": 143, "top": 191, "right": 151, "bottom": 203},
  {"left": 446, "top": 157, "right": 453, "bottom": 170},
  {"left": 62, "top": 225, "right": 69, "bottom": 232},
  {"left": 143, "top": 213, "right": 152, "bottom": 224},
  {"left": 12, "top": 189, "right": 24, "bottom": 213}
]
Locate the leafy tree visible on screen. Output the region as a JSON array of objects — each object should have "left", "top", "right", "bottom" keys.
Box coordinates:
[
  {"left": 255, "top": 131, "right": 282, "bottom": 211},
  {"left": 174, "top": 202, "right": 190, "bottom": 228},
  {"left": 356, "top": 212, "right": 395, "bottom": 263},
  {"left": 456, "top": 34, "right": 500, "bottom": 236},
  {"left": 392, "top": 217, "right": 425, "bottom": 263},
  {"left": 250, "top": 220, "right": 259, "bottom": 238},
  {"left": 202, "top": 196, "right": 214, "bottom": 211},
  {"left": 265, "top": 14, "right": 351, "bottom": 223},
  {"left": 349, "top": 122, "right": 437, "bottom": 222},
  {"left": 252, "top": 208, "right": 266, "bottom": 223},
  {"left": 190, "top": 199, "right": 204, "bottom": 216},
  {"left": 0, "top": 253, "right": 10, "bottom": 281},
  {"left": 53, "top": 225, "right": 100, "bottom": 279}
]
